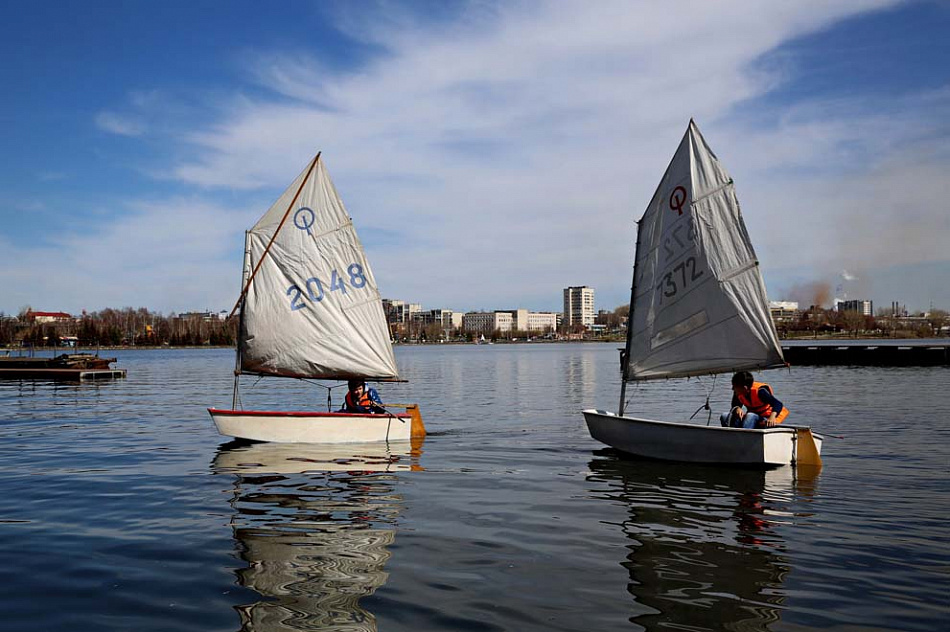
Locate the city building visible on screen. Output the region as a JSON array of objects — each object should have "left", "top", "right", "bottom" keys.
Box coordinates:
[
  {"left": 417, "top": 309, "right": 463, "bottom": 330},
  {"left": 178, "top": 311, "right": 228, "bottom": 322},
  {"left": 26, "top": 311, "right": 73, "bottom": 324},
  {"left": 463, "top": 311, "right": 513, "bottom": 333},
  {"left": 563, "top": 286, "right": 595, "bottom": 328},
  {"left": 769, "top": 301, "right": 799, "bottom": 323},
  {"left": 838, "top": 299, "right": 873, "bottom": 316},
  {"left": 461, "top": 310, "right": 559, "bottom": 334},
  {"left": 497, "top": 309, "right": 558, "bottom": 333},
  {"left": 382, "top": 299, "right": 422, "bottom": 323}
]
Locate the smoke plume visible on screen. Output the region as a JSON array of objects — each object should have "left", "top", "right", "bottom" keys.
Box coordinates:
[{"left": 786, "top": 281, "right": 832, "bottom": 309}]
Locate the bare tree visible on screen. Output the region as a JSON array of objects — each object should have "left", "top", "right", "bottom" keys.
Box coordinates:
[{"left": 927, "top": 309, "right": 948, "bottom": 336}]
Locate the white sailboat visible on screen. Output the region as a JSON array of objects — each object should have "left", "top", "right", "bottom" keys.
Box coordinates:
[
  {"left": 583, "top": 121, "right": 822, "bottom": 468},
  {"left": 208, "top": 153, "right": 425, "bottom": 444}
]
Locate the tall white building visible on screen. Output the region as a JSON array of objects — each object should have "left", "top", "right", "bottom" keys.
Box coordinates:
[{"left": 563, "top": 286, "right": 595, "bottom": 328}]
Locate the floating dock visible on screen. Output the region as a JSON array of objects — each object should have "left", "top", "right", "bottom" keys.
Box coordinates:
[
  {"left": 0, "top": 367, "right": 126, "bottom": 382},
  {"left": 782, "top": 340, "right": 949, "bottom": 366},
  {"left": 0, "top": 352, "right": 126, "bottom": 381},
  {"left": 0, "top": 367, "right": 127, "bottom": 381}
]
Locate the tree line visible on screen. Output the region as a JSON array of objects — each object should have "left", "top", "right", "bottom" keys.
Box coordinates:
[
  {"left": 600, "top": 303, "right": 947, "bottom": 339},
  {"left": 777, "top": 306, "right": 948, "bottom": 339},
  {"left": 1, "top": 303, "right": 944, "bottom": 350},
  {"left": 0, "top": 307, "right": 236, "bottom": 348}
]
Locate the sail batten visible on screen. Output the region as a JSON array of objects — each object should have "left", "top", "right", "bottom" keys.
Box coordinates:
[
  {"left": 238, "top": 156, "right": 399, "bottom": 381},
  {"left": 623, "top": 121, "right": 784, "bottom": 383}
]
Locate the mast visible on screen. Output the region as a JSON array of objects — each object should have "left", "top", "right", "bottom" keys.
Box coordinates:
[
  {"left": 231, "top": 230, "right": 251, "bottom": 409},
  {"left": 619, "top": 218, "right": 645, "bottom": 416},
  {"left": 228, "top": 152, "right": 321, "bottom": 319}
]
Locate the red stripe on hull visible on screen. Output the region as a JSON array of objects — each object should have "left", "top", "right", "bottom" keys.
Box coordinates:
[{"left": 207, "top": 408, "right": 410, "bottom": 419}]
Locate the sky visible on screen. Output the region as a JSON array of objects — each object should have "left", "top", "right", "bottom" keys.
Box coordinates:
[{"left": 1, "top": 0, "right": 948, "bottom": 316}]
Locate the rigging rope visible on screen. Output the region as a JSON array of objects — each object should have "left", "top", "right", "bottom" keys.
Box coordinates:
[
  {"left": 299, "top": 379, "right": 348, "bottom": 412},
  {"left": 622, "top": 381, "right": 640, "bottom": 414},
  {"left": 687, "top": 374, "right": 719, "bottom": 425},
  {"left": 233, "top": 376, "right": 406, "bottom": 422},
  {"left": 239, "top": 376, "right": 348, "bottom": 412}
]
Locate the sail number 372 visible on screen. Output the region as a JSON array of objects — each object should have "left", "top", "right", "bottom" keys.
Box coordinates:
[
  {"left": 287, "top": 264, "right": 367, "bottom": 311},
  {"left": 655, "top": 256, "right": 703, "bottom": 305}
]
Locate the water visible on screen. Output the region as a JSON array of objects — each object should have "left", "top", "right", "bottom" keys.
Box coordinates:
[{"left": 0, "top": 344, "right": 947, "bottom": 631}]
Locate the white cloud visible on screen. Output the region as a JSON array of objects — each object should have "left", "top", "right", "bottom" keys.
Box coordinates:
[
  {"left": 715, "top": 86, "right": 950, "bottom": 307},
  {"left": 0, "top": 199, "right": 254, "bottom": 314},
  {"left": 162, "top": 0, "right": 936, "bottom": 312},
  {"left": 95, "top": 111, "right": 146, "bottom": 137},
  {"left": 9, "top": 0, "right": 949, "bottom": 315}
]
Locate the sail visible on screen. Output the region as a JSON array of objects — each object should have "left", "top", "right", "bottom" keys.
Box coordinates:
[
  {"left": 239, "top": 156, "right": 399, "bottom": 380},
  {"left": 623, "top": 120, "right": 785, "bottom": 381}
]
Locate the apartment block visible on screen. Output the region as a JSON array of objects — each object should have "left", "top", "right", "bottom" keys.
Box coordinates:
[{"left": 563, "top": 286, "right": 595, "bottom": 328}]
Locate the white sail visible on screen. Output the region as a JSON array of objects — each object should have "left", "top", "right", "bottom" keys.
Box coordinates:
[
  {"left": 623, "top": 120, "right": 784, "bottom": 381},
  {"left": 240, "top": 156, "right": 399, "bottom": 380}
]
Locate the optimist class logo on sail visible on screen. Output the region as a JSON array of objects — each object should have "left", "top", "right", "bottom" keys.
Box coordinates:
[
  {"left": 655, "top": 185, "right": 704, "bottom": 306},
  {"left": 285, "top": 205, "right": 369, "bottom": 311},
  {"left": 294, "top": 207, "right": 316, "bottom": 235},
  {"left": 669, "top": 186, "right": 687, "bottom": 216}
]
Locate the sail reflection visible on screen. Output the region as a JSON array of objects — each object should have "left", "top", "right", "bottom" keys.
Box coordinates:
[
  {"left": 213, "top": 440, "right": 423, "bottom": 631},
  {"left": 587, "top": 456, "right": 819, "bottom": 631}
]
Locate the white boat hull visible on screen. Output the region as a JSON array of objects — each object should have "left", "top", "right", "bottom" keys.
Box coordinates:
[
  {"left": 583, "top": 409, "right": 823, "bottom": 467},
  {"left": 208, "top": 408, "right": 423, "bottom": 444}
]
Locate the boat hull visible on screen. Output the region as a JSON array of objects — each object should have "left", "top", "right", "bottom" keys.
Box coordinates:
[
  {"left": 208, "top": 408, "right": 422, "bottom": 444},
  {"left": 582, "top": 409, "right": 823, "bottom": 467}
]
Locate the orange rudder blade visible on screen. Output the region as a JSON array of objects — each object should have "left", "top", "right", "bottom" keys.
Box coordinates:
[
  {"left": 407, "top": 404, "right": 426, "bottom": 439},
  {"left": 796, "top": 428, "right": 823, "bottom": 469}
]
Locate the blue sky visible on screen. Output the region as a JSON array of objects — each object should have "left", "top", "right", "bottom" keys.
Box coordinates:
[{"left": 1, "top": 0, "right": 948, "bottom": 316}]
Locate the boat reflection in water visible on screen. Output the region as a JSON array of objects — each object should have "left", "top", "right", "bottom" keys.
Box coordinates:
[
  {"left": 587, "top": 454, "right": 819, "bottom": 631},
  {"left": 212, "top": 440, "right": 424, "bottom": 631}
]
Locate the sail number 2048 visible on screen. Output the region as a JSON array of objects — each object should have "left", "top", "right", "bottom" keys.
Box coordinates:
[
  {"left": 287, "top": 263, "right": 367, "bottom": 311},
  {"left": 655, "top": 256, "right": 703, "bottom": 305}
]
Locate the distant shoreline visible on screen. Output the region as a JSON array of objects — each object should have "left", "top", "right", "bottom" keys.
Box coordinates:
[{"left": 3, "top": 332, "right": 948, "bottom": 355}]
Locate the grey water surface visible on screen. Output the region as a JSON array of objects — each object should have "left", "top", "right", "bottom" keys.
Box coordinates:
[{"left": 0, "top": 344, "right": 947, "bottom": 631}]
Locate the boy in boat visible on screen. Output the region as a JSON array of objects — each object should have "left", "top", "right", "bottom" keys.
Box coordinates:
[
  {"left": 720, "top": 371, "right": 789, "bottom": 429},
  {"left": 341, "top": 378, "right": 386, "bottom": 414}
]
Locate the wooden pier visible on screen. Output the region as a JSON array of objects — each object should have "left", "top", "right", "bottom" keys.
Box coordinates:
[
  {"left": 781, "top": 340, "right": 949, "bottom": 366},
  {"left": 0, "top": 367, "right": 127, "bottom": 381}
]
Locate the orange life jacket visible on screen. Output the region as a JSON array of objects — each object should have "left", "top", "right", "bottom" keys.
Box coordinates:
[
  {"left": 345, "top": 389, "right": 376, "bottom": 413},
  {"left": 736, "top": 381, "right": 789, "bottom": 424}
]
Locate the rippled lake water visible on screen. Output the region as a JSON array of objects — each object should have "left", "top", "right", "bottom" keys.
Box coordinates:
[{"left": 0, "top": 344, "right": 947, "bottom": 631}]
